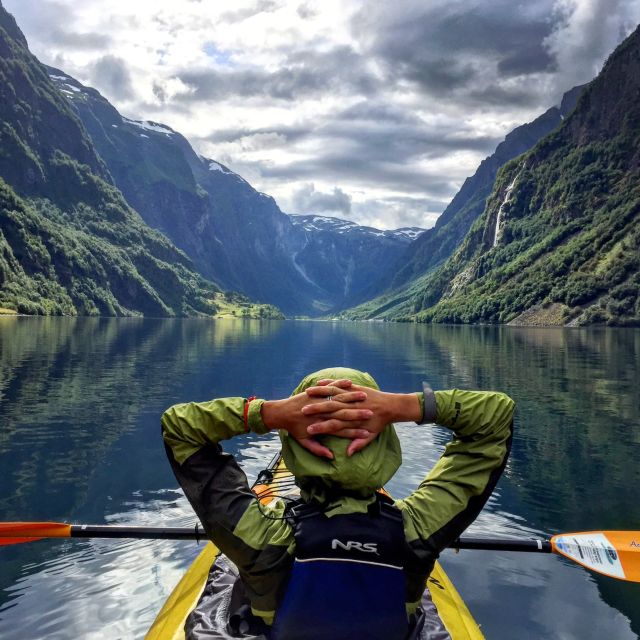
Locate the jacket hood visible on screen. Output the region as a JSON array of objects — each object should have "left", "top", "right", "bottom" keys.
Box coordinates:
[{"left": 279, "top": 367, "right": 402, "bottom": 501}]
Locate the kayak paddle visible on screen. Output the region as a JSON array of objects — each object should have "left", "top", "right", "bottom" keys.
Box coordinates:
[
  {"left": 1, "top": 522, "right": 638, "bottom": 582},
  {"left": 452, "top": 531, "right": 640, "bottom": 582},
  {"left": 0, "top": 522, "right": 205, "bottom": 545}
]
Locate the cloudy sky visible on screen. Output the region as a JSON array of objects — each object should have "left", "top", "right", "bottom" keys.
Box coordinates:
[{"left": 5, "top": 0, "right": 640, "bottom": 229}]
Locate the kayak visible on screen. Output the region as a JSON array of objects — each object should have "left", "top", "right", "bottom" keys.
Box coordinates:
[{"left": 146, "top": 454, "right": 483, "bottom": 640}]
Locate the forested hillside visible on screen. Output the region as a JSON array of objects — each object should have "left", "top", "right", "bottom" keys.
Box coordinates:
[
  {"left": 380, "top": 85, "right": 585, "bottom": 294},
  {"left": 0, "top": 3, "right": 217, "bottom": 316},
  {"left": 344, "top": 25, "right": 640, "bottom": 327}
]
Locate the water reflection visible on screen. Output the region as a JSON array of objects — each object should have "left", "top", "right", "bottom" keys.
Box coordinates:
[
  {"left": 393, "top": 424, "right": 636, "bottom": 639},
  {"left": 0, "top": 319, "right": 638, "bottom": 638}
]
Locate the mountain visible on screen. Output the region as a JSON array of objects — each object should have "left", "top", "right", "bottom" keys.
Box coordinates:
[
  {"left": 289, "top": 215, "right": 422, "bottom": 309},
  {"left": 367, "top": 84, "right": 586, "bottom": 300},
  {"left": 291, "top": 214, "right": 422, "bottom": 243},
  {"left": 0, "top": 3, "right": 220, "bottom": 316},
  {"left": 45, "top": 66, "right": 323, "bottom": 315},
  {"left": 347, "top": 24, "right": 640, "bottom": 326},
  {"left": 46, "top": 67, "right": 423, "bottom": 316}
]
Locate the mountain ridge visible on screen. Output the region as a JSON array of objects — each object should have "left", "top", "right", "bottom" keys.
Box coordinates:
[
  {"left": 344, "top": 24, "right": 640, "bottom": 327},
  {"left": 288, "top": 214, "right": 423, "bottom": 310},
  {"left": 46, "top": 65, "right": 419, "bottom": 316},
  {"left": 365, "top": 84, "right": 586, "bottom": 302}
]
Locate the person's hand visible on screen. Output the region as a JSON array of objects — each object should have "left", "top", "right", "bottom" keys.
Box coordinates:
[
  {"left": 302, "top": 382, "right": 393, "bottom": 455},
  {"left": 260, "top": 380, "right": 374, "bottom": 459},
  {"left": 302, "top": 380, "right": 421, "bottom": 456}
]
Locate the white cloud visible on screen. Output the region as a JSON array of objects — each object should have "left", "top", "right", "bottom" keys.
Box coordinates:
[
  {"left": 3, "top": 0, "right": 639, "bottom": 228},
  {"left": 544, "top": 0, "right": 640, "bottom": 99}
]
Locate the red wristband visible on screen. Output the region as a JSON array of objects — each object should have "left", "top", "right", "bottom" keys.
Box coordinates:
[{"left": 244, "top": 396, "right": 257, "bottom": 432}]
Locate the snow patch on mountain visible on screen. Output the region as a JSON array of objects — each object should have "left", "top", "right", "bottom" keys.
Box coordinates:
[
  {"left": 203, "top": 158, "right": 249, "bottom": 185},
  {"left": 393, "top": 227, "right": 425, "bottom": 241},
  {"left": 122, "top": 118, "right": 175, "bottom": 136},
  {"left": 208, "top": 160, "right": 232, "bottom": 174},
  {"left": 48, "top": 72, "right": 86, "bottom": 98},
  {"left": 290, "top": 214, "right": 424, "bottom": 242},
  {"left": 290, "top": 214, "right": 358, "bottom": 234}
]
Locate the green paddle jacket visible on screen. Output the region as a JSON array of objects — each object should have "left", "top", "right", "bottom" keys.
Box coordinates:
[{"left": 162, "top": 378, "right": 514, "bottom": 624}]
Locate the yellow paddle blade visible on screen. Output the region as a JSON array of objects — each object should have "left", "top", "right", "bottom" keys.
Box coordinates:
[
  {"left": 551, "top": 531, "right": 640, "bottom": 582},
  {"left": 0, "top": 522, "right": 72, "bottom": 546}
]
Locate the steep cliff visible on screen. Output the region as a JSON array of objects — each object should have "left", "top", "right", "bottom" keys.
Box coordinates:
[
  {"left": 0, "top": 3, "right": 217, "bottom": 316},
  {"left": 44, "top": 67, "right": 332, "bottom": 315},
  {"left": 405, "top": 25, "right": 640, "bottom": 326},
  {"left": 360, "top": 84, "right": 586, "bottom": 308}
]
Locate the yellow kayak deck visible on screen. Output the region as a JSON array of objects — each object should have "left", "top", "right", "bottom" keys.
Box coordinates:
[
  {"left": 146, "top": 457, "right": 483, "bottom": 640},
  {"left": 146, "top": 542, "right": 482, "bottom": 640}
]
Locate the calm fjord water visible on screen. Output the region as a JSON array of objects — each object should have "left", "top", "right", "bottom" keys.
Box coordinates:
[{"left": 0, "top": 317, "right": 638, "bottom": 639}]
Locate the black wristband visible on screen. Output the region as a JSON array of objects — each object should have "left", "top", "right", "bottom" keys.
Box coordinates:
[{"left": 421, "top": 381, "right": 437, "bottom": 424}]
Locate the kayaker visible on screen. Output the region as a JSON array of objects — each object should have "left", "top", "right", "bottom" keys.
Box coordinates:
[{"left": 162, "top": 367, "right": 514, "bottom": 639}]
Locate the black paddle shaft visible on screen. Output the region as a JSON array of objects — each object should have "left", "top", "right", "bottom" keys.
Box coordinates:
[
  {"left": 68, "top": 525, "right": 552, "bottom": 552},
  {"left": 451, "top": 537, "right": 552, "bottom": 553},
  {"left": 70, "top": 524, "right": 205, "bottom": 541}
]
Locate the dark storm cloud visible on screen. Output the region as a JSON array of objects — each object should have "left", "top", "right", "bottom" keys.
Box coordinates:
[
  {"left": 498, "top": 46, "right": 557, "bottom": 76},
  {"left": 467, "top": 83, "right": 540, "bottom": 107},
  {"left": 404, "top": 59, "right": 477, "bottom": 93},
  {"left": 201, "top": 100, "right": 500, "bottom": 177},
  {"left": 351, "top": 0, "right": 558, "bottom": 107},
  {"left": 291, "top": 184, "right": 352, "bottom": 215},
  {"left": 203, "top": 119, "right": 498, "bottom": 157},
  {"left": 175, "top": 45, "right": 378, "bottom": 102},
  {"left": 90, "top": 55, "right": 135, "bottom": 101},
  {"left": 307, "top": 123, "right": 496, "bottom": 165},
  {"left": 324, "top": 102, "right": 500, "bottom": 159},
  {"left": 177, "top": 66, "right": 314, "bottom": 101}
]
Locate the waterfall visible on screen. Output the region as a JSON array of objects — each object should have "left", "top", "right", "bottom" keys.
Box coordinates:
[{"left": 493, "top": 165, "right": 523, "bottom": 248}]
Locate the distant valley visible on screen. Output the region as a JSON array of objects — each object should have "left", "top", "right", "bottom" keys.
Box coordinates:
[{"left": 44, "top": 66, "right": 422, "bottom": 316}]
